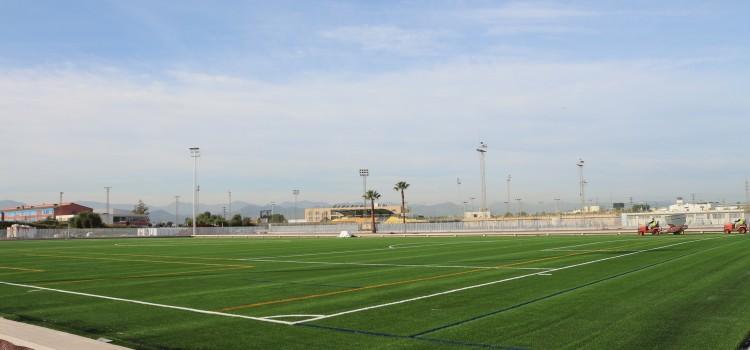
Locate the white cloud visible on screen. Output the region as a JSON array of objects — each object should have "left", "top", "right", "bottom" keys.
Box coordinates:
[
  {"left": 487, "top": 24, "right": 586, "bottom": 36},
  {"left": 1, "top": 57, "right": 747, "bottom": 205},
  {"left": 319, "top": 25, "right": 447, "bottom": 55},
  {"left": 465, "top": 2, "right": 597, "bottom": 21}
]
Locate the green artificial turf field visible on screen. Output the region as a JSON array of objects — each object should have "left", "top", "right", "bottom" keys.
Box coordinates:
[{"left": 0, "top": 234, "right": 748, "bottom": 349}]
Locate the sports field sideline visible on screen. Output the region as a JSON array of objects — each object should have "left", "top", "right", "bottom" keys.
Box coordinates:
[{"left": 0, "top": 234, "right": 748, "bottom": 349}]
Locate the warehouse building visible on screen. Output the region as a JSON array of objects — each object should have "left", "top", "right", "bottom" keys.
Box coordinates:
[{"left": 1, "top": 203, "right": 93, "bottom": 223}]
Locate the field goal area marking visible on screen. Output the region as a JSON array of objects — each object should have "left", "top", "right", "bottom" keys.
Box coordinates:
[
  {"left": 0, "top": 237, "right": 721, "bottom": 327},
  {"left": 291, "top": 237, "right": 720, "bottom": 324},
  {"left": 0, "top": 281, "right": 296, "bottom": 325}
]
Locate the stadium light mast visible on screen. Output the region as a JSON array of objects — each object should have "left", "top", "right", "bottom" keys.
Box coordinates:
[
  {"left": 292, "top": 189, "right": 300, "bottom": 221},
  {"left": 174, "top": 195, "right": 180, "bottom": 227},
  {"left": 59, "top": 192, "right": 63, "bottom": 205},
  {"left": 189, "top": 147, "right": 200, "bottom": 236},
  {"left": 577, "top": 158, "right": 585, "bottom": 215},
  {"left": 554, "top": 198, "right": 561, "bottom": 214},
  {"left": 476, "top": 142, "right": 488, "bottom": 212},
  {"left": 228, "top": 191, "right": 232, "bottom": 218},
  {"left": 359, "top": 169, "right": 369, "bottom": 216}
]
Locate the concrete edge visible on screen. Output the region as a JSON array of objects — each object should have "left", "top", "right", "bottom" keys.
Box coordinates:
[{"left": 0, "top": 318, "right": 131, "bottom": 350}]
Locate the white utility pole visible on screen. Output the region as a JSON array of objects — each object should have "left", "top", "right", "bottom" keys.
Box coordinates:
[
  {"left": 506, "top": 175, "right": 511, "bottom": 215},
  {"left": 104, "top": 187, "right": 111, "bottom": 225},
  {"left": 175, "top": 195, "right": 180, "bottom": 227},
  {"left": 476, "top": 142, "right": 488, "bottom": 212},
  {"left": 189, "top": 147, "right": 200, "bottom": 236},
  {"left": 456, "top": 178, "right": 462, "bottom": 215}
]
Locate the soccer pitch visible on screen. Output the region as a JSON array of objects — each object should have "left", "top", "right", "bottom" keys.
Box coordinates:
[{"left": 0, "top": 234, "right": 748, "bottom": 349}]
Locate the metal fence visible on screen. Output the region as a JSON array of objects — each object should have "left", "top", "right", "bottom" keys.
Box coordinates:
[
  {"left": 377, "top": 217, "right": 621, "bottom": 234},
  {"left": 621, "top": 211, "right": 745, "bottom": 228},
  {"left": 269, "top": 224, "right": 359, "bottom": 234}
]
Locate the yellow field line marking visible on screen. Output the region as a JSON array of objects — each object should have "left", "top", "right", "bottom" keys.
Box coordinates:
[
  {"left": 25, "top": 253, "right": 254, "bottom": 269},
  {"left": 0, "top": 266, "right": 44, "bottom": 273},
  {"left": 62, "top": 252, "right": 242, "bottom": 262},
  {"left": 219, "top": 268, "right": 487, "bottom": 312},
  {"left": 37, "top": 266, "right": 251, "bottom": 286},
  {"left": 498, "top": 241, "right": 647, "bottom": 268},
  {"left": 218, "top": 240, "right": 653, "bottom": 312}
]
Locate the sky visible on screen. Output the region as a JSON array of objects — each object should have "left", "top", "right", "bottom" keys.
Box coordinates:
[{"left": 1, "top": 0, "right": 749, "bottom": 207}]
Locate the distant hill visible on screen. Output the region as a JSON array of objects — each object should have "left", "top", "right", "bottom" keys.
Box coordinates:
[{"left": 0, "top": 200, "right": 24, "bottom": 209}]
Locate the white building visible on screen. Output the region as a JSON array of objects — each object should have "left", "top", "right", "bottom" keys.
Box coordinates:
[{"left": 622, "top": 199, "right": 746, "bottom": 228}]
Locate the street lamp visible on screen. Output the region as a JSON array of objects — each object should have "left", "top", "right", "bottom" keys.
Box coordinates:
[
  {"left": 577, "top": 158, "right": 585, "bottom": 215},
  {"left": 515, "top": 198, "right": 522, "bottom": 215},
  {"left": 359, "top": 169, "right": 369, "bottom": 216},
  {"left": 189, "top": 147, "right": 200, "bottom": 236}
]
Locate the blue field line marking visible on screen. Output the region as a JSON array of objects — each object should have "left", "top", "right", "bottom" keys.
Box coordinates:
[
  {"left": 299, "top": 323, "right": 526, "bottom": 349},
  {"left": 409, "top": 237, "right": 740, "bottom": 337}
]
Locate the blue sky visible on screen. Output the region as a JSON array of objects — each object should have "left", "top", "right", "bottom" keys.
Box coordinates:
[{"left": 0, "top": 1, "right": 748, "bottom": 207}]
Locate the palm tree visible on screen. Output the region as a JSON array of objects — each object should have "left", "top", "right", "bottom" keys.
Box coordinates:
[
  {"left": 363, "top": 190, "right": 381, "bottom": 233},
  {"left": 393, "top": 181, "right": 410, "bottom": 224}
]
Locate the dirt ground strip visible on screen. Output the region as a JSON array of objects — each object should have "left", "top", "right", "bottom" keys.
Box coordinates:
[{"left": 0, "top": 318, "right": 130, "bottom": 350}]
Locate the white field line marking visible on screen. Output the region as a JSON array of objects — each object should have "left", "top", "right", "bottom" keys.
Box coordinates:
[
  {"left": 244, "top": 258, "right": 549, "bottom": 270},
  {"left": 254, "top": 237, "right": 547, "bottom": 260},
  {"left": 294, "top": 237, "right": 719, "bottom": 325},
  {"left": 263, "top": 314, "right": 325, "bottom": 319},
  {"left": 542, "top": 238, "right": 642, "bottom": 251},
  {"left": 548, "top": 249, "right": 641, "bottom": 252},
  {"left": 114, "top": 241, "right": 292, "bottom": 247},
  {"left": 0, "top": 281, "right": 295, "bottom": 325}
]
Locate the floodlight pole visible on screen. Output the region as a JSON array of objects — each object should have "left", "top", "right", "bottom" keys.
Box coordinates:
[
  {"left": 476, "top": 142, "right": 488, "bottom": 212},
  {"left": 104, "top": 187, "right": 111, "bottom": 225},
  {"left": 59, "top": 192, "right": 63, "bottom": 205},
  {"left": 359, "top": 169, "right": 369, "bottom": 217},
  {"left": 190, "top": 147, "right": 200, "bottom": 236},
  {"left": 292, "top": 189, "right": 300, "bottom": 221},
  {"left": 554, "top": 198, "right": 561, "bottom": 214},
  {"left": 228, "top": 191, "right": 232, "bottom": 218}
]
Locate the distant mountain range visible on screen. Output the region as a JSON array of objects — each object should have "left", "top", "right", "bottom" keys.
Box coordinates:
[{"left": 1, "top": 198, "right": 680, "bottom": 223}]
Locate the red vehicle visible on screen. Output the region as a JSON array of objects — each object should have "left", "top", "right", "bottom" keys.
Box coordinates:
[
  {"left": 724, "top": 222, "right": 748, "bottom": 234},
  {"left": 638, "top": 223, "right": 688, "bottom": 235}
]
